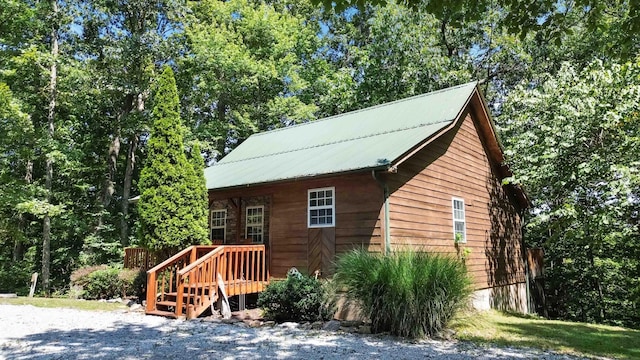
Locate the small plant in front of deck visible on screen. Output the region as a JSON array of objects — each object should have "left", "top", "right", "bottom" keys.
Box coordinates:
[
  {"left": 258, "top": 268, "right": 335, "bottom": 322},
  {"left": 334, "top": 249, "right": 473, "bottom": 338}
]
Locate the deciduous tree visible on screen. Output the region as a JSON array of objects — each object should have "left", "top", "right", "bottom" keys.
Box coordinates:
[{"left": 499, "top": 60, "right": 640, "bottom": 327}]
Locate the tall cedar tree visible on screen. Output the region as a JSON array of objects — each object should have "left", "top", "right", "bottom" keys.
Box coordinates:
[
  {"left": 138, "top": 67, "right": 209, "bottom": 255},
  {"left": 185, "top": 142, "right": 209, "bottom": 244}
]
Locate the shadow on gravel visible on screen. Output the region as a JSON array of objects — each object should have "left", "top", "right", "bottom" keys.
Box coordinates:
[
  {"left": 3, "top": 320, "right": 427, "bottom": 360},
  {"left": 4, "top": 318, "right": 584, "bottom": 360}
]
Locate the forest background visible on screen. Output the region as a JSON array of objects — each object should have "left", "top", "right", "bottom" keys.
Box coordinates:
[{"left": 1, "top": 0, "right": 638, "bottom": 328}]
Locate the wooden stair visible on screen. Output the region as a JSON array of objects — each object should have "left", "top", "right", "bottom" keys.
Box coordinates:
[{"left": 145, "top": 245, "right": 269, "bottom": 320}]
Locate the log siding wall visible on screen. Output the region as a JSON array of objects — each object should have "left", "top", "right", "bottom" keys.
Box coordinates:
[
  {"left": 207, "top": 106, "right": 525, "bottom": 291},
  {"left": 384, "top": 112, "right": 526, "bottom": 289},
  {"left": 209, "top": 173, "right": 384, "bottom": 278}
]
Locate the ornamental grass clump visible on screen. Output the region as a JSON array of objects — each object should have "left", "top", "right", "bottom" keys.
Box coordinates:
[{"left": 334, "top": 249, "right": 472, "bottom": 338}]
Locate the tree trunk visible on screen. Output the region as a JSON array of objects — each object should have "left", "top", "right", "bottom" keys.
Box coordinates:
[
  {"left": 42, "top": 0, "right": 59, "bottom": 296},
  {"left": 103, "top": 131, "right": 120, "bottom": 210},
  {"left": 588, "top": 246, "right": 606, "bottom": 321},
  {"left": 13, "top": 237, "right": 24, "bottom": 262},
  {"left": 121, "top": 132, "right": 139, "bottom": 246}
]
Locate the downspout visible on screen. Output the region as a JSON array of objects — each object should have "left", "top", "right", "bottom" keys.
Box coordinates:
[{"left": 372, "top": 170, "right": 391, "bottom": 254}]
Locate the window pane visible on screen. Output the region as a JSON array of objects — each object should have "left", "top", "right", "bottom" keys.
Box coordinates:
[
  {"left": 308, "top": 187, "right": 335, "bottom": 227},
  {"left": 211, "top": 228, "right": 224, "bottom": 240}
]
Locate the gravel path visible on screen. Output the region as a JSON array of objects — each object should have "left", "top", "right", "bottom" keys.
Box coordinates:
[{"left": 0, "top": 305, "right": 589, "bottom": 360}]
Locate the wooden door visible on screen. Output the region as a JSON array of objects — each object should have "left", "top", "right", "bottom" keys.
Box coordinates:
[{"left": 308, "top": 228, "right": 335, "bottom": 276}]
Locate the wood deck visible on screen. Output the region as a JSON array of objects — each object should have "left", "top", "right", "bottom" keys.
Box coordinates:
[{"left": 126, "top": 245, "right": 269, "bottom": 319}]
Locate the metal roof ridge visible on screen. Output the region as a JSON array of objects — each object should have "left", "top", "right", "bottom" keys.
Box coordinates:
[
  {"left": 249, "top": 81, "right": 479, "bottom": 138},
  {"left": 212, "top": 118, "right": 454, "bottom": 167}
]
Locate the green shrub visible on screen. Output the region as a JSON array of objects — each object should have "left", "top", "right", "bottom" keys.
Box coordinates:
[
  {"left": 334, "top": 249, "right": 473, "bottom": 338},
  {"left": 70, "top": 265, "right": 145, "bottom": 300},
  {"left": 0, "top": 260, "right": 33, "bottom": 295},
  {"left": 258, "top": 269, "right": 335, "bottom": 322},
  {"left": 119, "top": 268, "right": 147, "bottom": 300},
  {"left": 84, "top": 267, "right": 121, "bottom": 299}
]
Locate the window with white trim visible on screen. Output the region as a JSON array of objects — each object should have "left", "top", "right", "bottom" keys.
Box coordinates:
[
  {"left": 246, "top": 206, "right": 264, "bottom": 243},
  {"left": 210, "top": 209, "right": 226, "bottom": 242},
  {"left": 452, "top": 198, "right": 466, "bottom": 243},
  {"left": 308, "top": 187, "right": 335, "bottom": 228}
]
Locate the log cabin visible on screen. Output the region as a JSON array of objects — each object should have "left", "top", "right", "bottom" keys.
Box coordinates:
[{"left": 203, "top": 81, "right": 530, "bottom": 313}]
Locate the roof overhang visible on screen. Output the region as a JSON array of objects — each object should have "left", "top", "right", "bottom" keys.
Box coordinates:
[{"left": 208, "top": 164, "right": 392, "bottom": 193}]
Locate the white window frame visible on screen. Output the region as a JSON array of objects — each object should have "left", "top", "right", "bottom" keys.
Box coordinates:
[
  {"left": 452, "top": 197, "right": 466, "bottom": 243},
  {"left": 308, "top": 187, "right": 335, "bottom": 228},
  {"left": 246, "top": 205, "right": 264, "bottom": 243},
  {"left": 210, "top": 209, "right": 227, "bottom": 242}
]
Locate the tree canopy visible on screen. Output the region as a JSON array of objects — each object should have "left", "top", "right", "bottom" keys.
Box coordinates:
[{"left": 500, "top": 60, "right": 640, "bottom": 325}]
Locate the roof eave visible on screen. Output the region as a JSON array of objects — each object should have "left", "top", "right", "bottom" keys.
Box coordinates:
[{"left": 208, "top": 164, "right": 392, "bottom": 192}]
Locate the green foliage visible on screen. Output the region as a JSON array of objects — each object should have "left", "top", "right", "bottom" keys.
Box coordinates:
[
  {"left": 0, "top": 260, "right": 33, "bottom": 295},
  {"left": 311, "top": 0, "right": 640, "bottom": 59},
  {"left": 180, "top": 0, "right": 320, "bottom": 158},
  {"left": 500, "top": 59, "right": 640, "bottom": 327},
  {"left": 257, "top": 269, "right": 336, "bottom": 322},
  {"left": 70, "top": 265, "right": 145, "bottom": 300},
  {"left": 184, "top": 142, "right": 209, "bottom": 244},
  {"left": 350, "top": 4, "right": 473, "bottom": 108},
  {"left": 334, "top": 249, "right": 473, "bottom": 338},
  {"left": 138, "top": 66, "right": 210, "bottom": 254}
]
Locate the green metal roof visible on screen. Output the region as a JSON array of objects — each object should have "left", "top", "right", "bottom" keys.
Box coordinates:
[{"left": 205, "top": 82, "right": 478, "bottom": 190}]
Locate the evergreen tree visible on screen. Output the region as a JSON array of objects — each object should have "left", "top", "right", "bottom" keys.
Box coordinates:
[
  {"left": 138, "top": 66, "right": 209, "bottom": 255},
  {"left": 185, "top": 142, "right": 210, "bottom": 245}
]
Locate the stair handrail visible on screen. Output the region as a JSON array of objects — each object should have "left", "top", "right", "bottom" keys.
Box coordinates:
[
  {"left": 146, "top": 246, "right": 197, "bottom": 314},
  {"left": 146, "top": 244, "right": 269, "bottom": 319},
  {"left": 178, "top": 246, "right": 224, "bottom": 276},
  {"left": 147, "top": 246, "right": 195, "bottom": 274},
  {"left": 176, "top": 246, "right": 226, "bottom": 318}
]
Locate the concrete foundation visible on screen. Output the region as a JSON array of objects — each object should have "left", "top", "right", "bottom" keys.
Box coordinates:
[
  {"left": 334, "top": 282, "right": 529, "bottom": 321},
  {"left": 472, "top": 282, "right": 528, "bottom": 313}
]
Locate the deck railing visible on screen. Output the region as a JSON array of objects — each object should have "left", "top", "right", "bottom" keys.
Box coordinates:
[
  {"left": 124, "top": 247, "right": 160, "bottom": 270},
  {"left": 144, "top": 245, "right": 268, "bottom": 319}
]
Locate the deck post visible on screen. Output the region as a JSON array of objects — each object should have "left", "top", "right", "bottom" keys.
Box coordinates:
[
  {"left": 175, "top": 274, "right": 184, "bottom": 318},
  {"left": 146, "top": 271, "right": 156, "bottom": 312}
]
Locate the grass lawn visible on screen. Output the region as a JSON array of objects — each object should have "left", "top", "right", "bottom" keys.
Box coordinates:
[
  {"left": 0, "top": 296, "right": 127, "bottom": 312},
  {"left": 452, "top": 310, "right": 640, "bottom": 359}
]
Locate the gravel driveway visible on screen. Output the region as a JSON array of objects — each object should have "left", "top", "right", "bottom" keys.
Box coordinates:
[{"left": 0, "top": 305, "right": 589, "bottom": 359}]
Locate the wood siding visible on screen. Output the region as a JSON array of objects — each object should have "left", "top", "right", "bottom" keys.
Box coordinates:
[
  {"left": 384, "top": 112, "right": 526, "bottom": 289},
  {"left": 209, "top": 196, "right": 270, "bottom": 244},
  {"left": 209, "top": 173, "right": 384, "bottom": 278}
]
